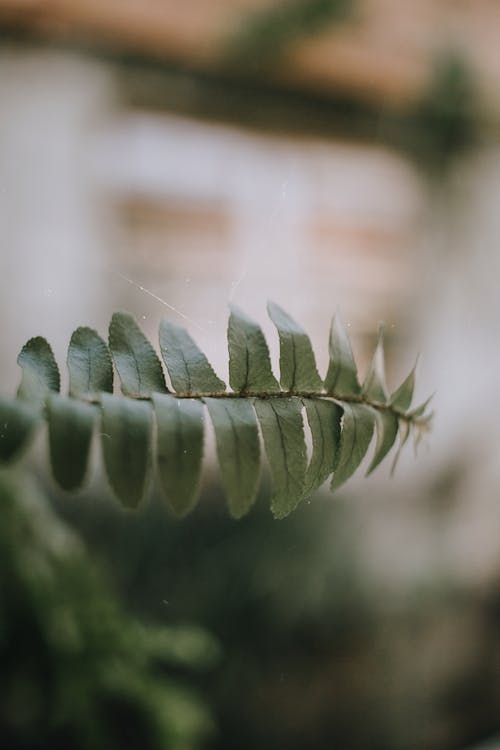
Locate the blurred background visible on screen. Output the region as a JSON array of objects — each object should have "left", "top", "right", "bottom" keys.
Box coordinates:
[{"left": 1, "top": 1, "right": 500, "bottom": 748}]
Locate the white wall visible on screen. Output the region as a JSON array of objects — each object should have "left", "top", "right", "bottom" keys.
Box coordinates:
[{"left": 0, "top": 49, "right": 117, "bottom": 392}]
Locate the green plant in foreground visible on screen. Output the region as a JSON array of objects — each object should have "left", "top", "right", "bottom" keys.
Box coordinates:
[{"left": 0, "top": 303, "right": 431, "bottom": 518}]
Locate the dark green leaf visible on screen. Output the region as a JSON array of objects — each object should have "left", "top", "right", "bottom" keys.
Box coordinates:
[
  {"left": 267, "top": 301, "right": 322, "bottom": 391},
  {"left": 47, "top": 395, "right": 96, "bottom": 491},
  {"left": 109, "top": 312, "right": 167, "bottom": 397},
  {"left": 331, "top": 403, "right": 375, "bottom": 491},
  {"left": 303, "top": 398, "right": 342, "bottom": 496},
  {"left": 101, "top": 394, "right": 152, "bottom": 508},
  {"left": 153, "top": 394, "right": 204, "bottom": 517},
  {"left": 366, "top": 409, "right": 399, "bottom": 475},
  {"left": 17, "top": 337, "right": 60, "bottom": 405},
  {"left": 160, "top": 320, "right": 225, "bottom": 394},
  {"left": 254, "top": 397, "right": 307, "bottom": 518},
  {"left": 324, "top": 314, "right": 361, "bottom": 397},
  {"left": 0, "top": 396, "right": 38, "bottom": 463},
  {"left": 68, "top": 327, "right": 113, "bottom": 397},
  {"left": 205, "top": 398, "right": 260, "bottom": 518},
  {"left": 228, "top": 305, "right": 279, "bottom": 392},
  {"left": 362, "top": 325, "right": 387, "bottom": 403}
]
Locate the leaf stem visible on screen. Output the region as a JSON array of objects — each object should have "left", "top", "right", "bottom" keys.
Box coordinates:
[{"left": 82, "top": 390, "right": 431, "bottom": 428}]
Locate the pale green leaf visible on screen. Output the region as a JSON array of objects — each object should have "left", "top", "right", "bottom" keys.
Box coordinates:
[
  {"left": 389, "top": 359, "right": 417, "bottom": 411},
  {"left": 47, "top": 395, "right": 96, "bottom": 491},
  {"left": 0, "top": 396, "right": 38, "bottom": 463},
  {"left": 303, "top": 398, "right": 342, "bottom": 496},
  {"left": 17, "top": 337, "right": 60, "bottom": 405},
  {"left": 362, "top": 325, "right": 388, "bottom": 403},
  {"left": 267, "top": 301, "right": 322, "bottom": 391},
  {"left": 153, "top": 394, "right": 204, "bottom": 517},
  {"left": 331, "top": 403, "right": 375, "bottom": 491},
  {"left": 408, "top": 394, "right": 434, "bottom": 418},
  {"left": 68, "top": 327, "right": 113, "bottom": 397},
  {"left": 160, "top": 320, "right": 225, "bottom": 394},
  {"left": 324, "top": 314, "right": 361, "bottom": 397},
  {"left": 391, "top": 419, "right": 411, "bottom": 476},
  {"left": 101, "top": 394, "right": 152, "bottom": 508},
  {"left": 228, "top": 305, "right": 279, "bottom": 392},
  {"left": 413, "top": 424, "right": 424, "bottom": 453},
  {"left": 109, "top": 312, "right": 167, "bottom": 397},
  {"left": 254, "top": 397, "right": 307, "bottom": 518},
  {"left": 205, "top": 397, "right": 260, "bottom": 518},
  {"left": 366, "top": 409, "right": 399, "bottom": 475}
]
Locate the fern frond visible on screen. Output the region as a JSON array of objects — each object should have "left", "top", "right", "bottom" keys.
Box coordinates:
[{"left": 0, "top": 305, "right": 432, "bottom": 518}]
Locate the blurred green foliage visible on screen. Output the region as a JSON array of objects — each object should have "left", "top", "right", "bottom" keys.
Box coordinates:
[
  {"left": 0, "top": 470, "right": 218, "bottom": 750},
  {"left": 52, "top": 476, "right": 500, "bottom": 750},
  {"left": 410, "top": 51, "right": 478, "bottom": 170},
  {"left": 224, "top": 0, "right": 354, "bottom": 68}
]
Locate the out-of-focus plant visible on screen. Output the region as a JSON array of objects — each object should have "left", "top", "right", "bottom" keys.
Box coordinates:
[
  {"left": 223, "top": 0, "right": 354, "bottom": 67},
  {"left": 410, "top": 50, "right": 478, "bottom": 169},
  {"left": 0, "top": 469, "right": 218, "bottom": 750}
]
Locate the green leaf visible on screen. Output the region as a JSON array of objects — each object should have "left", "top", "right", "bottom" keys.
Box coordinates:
[
  {"left": 68, "top": 327, "right": 113, "bottom": 397},
  {"left": 254, "top": 397, "right": 307, "bottom": 518},
  {"left": 391, "top": 419, "right": 411, "bottom": 476},
  {"left": 17, "top": 337, "right": 60, "bottom": 405},
  {"left": 324, "top": 314, "right": 361, "bottom": 397},
  {"left": 205, "top": 398, "right": 260, "bottom": 518},
  {"left": 362, "top": 325, "right": 387, "bottom": 403},
  {"left": 47, "top": 395, "right": 96, "bottom": 491},
  {"left": 408, "top": 394, "right": 433, "bottom": 418},
  {"left": 109, "top": 312, "right": 167, "bottom": 397},
  {"left": 0, "top": 396, "right": 38, "bottom": 463},
  {"left": 3, "top": 304, "right": 430, "bottom": 514},
  {"left": 100, "top": 394, "right": 152, "bottom": 508},
  {"left": 366, "top": 409, "right": 399, "bottom": 475},
  {"left": 303, "top": 398, "right": 342, "bottom": 496},
  {"left": 228, "top": 305, "right": 279, "bottom": 392},
  {"left": 153, "top": 394, "right": 204, "bottom": 517},
  {"left": 331, "top": 403, "right": 375, "bottom": 491},
  {"left": 160, "top": 320, "right": 225, "bottom": 394},
  {"left": 267, "top": 301, "right": 322, "bottom": 391},
  {"left": 389, "top": 359, "right": 417, "bottom": 411}
]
